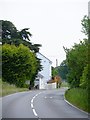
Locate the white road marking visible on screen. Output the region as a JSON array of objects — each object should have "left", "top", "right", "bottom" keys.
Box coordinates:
[
  {"left": 45, "top": 96, "right": 52, "bottom": 99},
  {"left": 30, "top": 91, "right": 45, "bottom": 117},
  {"left": 50, "top": 97, "right": 52, "bottom": 98},
  {"left": 33, "top": 109, "right": 38, "bottom": 117},
  {"left": 31, "top": 103, "right": 33, "bottom": 108},
  {"left": 33, "top": 96, "right": 36, "bottom": 99},
  {"left": 31, "top": 99, "right": 33, "bottom": 103},
  {"left": 35, "top": 94, "right": 38, "bottom": 97}
]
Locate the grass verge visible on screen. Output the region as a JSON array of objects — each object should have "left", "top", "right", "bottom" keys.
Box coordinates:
[
  {"left": 65, "top": 88, "right": 88, "bottom": 113},
  {"left": 61, "top": 81, "right": 69, "bottom": 87},
  {"left": 0, "top": 79, "right": 28, "bottom": 97}
]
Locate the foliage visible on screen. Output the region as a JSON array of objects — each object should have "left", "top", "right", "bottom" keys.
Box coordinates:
[
  {"left": 57, "top": 60, "right": 69, "bottom": 80},
  {"left": 81, "top": 15, "right": 90, "bottom": 36},
  {"left": 63, "top": 15, "right": 90, "bottom": 113},
  {"left": 80, "top": 64, "right": 88, "bottom": 89},
  {"left": 52, "top": 66, "right": 58, "bottom": 77},
  {"left": 65, "top": 88, "right": 88, "bottom": 112},
  {"left": 2, "top": 44, "right": 41, "bottom": 87},
  {"left": 2, "top": 80, "right": 28, "bottom": 97},
  {"left": 61, "top": 81, "right": 69, "bottom": 87},
  {"left": 0, "top": 44, "right": 2, "bottom": 78},
  {"left": 52, "top": 60, "right": 68, "bottom": 81},
  {"left": 64, "top": 39, "right": 88, "bottom": 88},
  {"left": 1, "top": 20, "right": 41, "bottom": 53},
  {"left": 63, "top": 15, "right": 89, "bottom": 88}
]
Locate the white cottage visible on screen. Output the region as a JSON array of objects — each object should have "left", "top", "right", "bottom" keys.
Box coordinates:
[{"left": 35, "top": 52, "right": 52, "bottom": 89}]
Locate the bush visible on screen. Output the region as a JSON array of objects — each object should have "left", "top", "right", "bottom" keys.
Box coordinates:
[
  {"left": 80, "top": 64, "right": 88, "bottom": 89},
  {"left": 2, "top": 44, "right": 41, "bottom": 87}
]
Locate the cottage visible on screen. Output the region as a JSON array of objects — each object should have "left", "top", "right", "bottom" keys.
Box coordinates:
[{"left": 34, "top": 52, "right": 52, "bottom": 89}]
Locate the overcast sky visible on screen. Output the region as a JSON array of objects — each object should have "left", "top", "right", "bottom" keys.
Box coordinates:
[{"left": 0, "top": 0, "right": 89, "bottom": 67}]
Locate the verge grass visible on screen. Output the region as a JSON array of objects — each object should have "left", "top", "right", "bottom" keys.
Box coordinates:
[
  {"left": 61, "top": 81, "right": 69, "bottom": 87},
  {"left": 0, "top": 79, "right": 28, "bottom": 97},
  {"left": 65, "top": 88, "right": 88, "bottom": 113}
]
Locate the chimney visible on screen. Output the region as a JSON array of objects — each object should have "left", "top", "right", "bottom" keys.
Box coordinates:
[{"left": 56, "top": 59, "right": 58, "bottom": 67}]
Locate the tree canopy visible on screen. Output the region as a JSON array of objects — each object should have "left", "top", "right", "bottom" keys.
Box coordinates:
[
  {"left": 1, "top": 20, "right": 41, "bottom": 53},
  {"left": 2, "top": 44, "right": 42, "bottom": 87},
  {"left": 1, "top": 20, "right": 42, "bottom": 88},
  {"left": 64, "top": 40, "right": 88, "bottom": 88},
  {"left": 63, "top": 15, "right": 89, "bottom": 89}
]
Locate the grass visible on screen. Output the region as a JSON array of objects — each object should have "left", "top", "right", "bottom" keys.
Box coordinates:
[
  {"left": 65, "top": 88, "right": 89, "bottom": 113},
  {"left": 61, "top": 81, "right": 69, "bottom": 87},
  {"left": 0, "top": 79, "right": 28, "bottom": 97}
]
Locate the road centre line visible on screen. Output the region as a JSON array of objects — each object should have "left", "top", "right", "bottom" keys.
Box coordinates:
[
  {"left": 32, "top": 109, "right": 38, "bottom": 117},
  {"left": 50, "top": 97, "right": 52, "bottom": 98},
  {"left": 31, "top": 99, "right": 33, "bottom": 103},
  {"left": 30, "top": 91, "right": 44, "bottom": 117},
  {"left": 31, "top": 103, "right": 33, "bottom": 108}
]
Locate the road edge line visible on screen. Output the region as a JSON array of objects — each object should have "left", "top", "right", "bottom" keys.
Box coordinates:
[{"left": 64, "top": 94, "right": 89, "bottom": 115}]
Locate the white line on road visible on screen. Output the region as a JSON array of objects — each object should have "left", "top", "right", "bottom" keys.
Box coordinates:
[
  {"left": 32, "top": 109, "right": 38, "bottom": 117},
  {"left": 30, "top": 91, "right": 44, "bottom": 117},
  {"left": 50, "top": 96, "right": 52, "bottom": 98},
  {"left": 31, "top": 103, "right": 33, "bottom": 108},
  {"left": 64, "top": 95, "right": 88, "bottom": 115},
  {"left": 45, "top": 96, "right": 53, "bottom": 99},
  {"left": 31, "top": 99, "right": 33, "bottom": 103}
]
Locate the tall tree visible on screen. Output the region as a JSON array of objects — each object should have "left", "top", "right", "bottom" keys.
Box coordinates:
[
  {"left": 57, "top": 60, "right": 69, "bottom": 80},
  {"left": 63, "top": 15, "right": 89, "bottom": 88},
  {"left": 1, "top": 20, "right": 41, "bottom": 53},
  {"left": 64, "top": 39, "right": 88, "bottom": 88},
  {"left": 81, "top": 15, "right": 90, "bottom": 36}
]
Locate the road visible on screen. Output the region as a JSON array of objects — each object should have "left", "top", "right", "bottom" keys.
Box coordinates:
[{"left": 1, "top": 87, "right": 89, "bottom": 119}]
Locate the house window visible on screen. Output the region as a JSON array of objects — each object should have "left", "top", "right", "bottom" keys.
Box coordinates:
[{"left": 36, "top": 79, "right": 39, "bottom": 81}]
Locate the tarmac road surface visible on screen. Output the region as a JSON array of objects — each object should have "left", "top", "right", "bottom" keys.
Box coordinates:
[{"left": 1, "top": 87, "right": 89, "bottom": 119}]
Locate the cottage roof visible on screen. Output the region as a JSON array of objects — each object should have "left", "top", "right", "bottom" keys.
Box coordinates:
[
  {"left": 37, "top": 52, "right": 52, "bottom": 64},
  {"left": 37, "top": 73, "right": 44, "bottom": 78}
]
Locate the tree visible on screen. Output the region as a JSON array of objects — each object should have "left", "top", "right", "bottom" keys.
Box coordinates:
[
  {"left": 52, "top": 66, "right": 58, "bottom": 77},
  {"left": 81, "top": 15, "right": 90, "bottom": 36},
  {"left": 57, "top": 60, "right": 68, "bottom": 80},
  {"left": 2, "top": 20, "right": 18, "bottom": 40},
  {"left": 2, "top": 44, "right": 42, "bottom": 87},
  {"left": 1, "top": 20, "right": 41, "bottom": 53},
  {"left": 64, "top": 40, "right": 88, "bottom": 88},
  {"left": 63, "top": 15, "right": 89, "bottom": 88},
  {"left": 80, "top": 64, "right": 88, "bottom": 89}
]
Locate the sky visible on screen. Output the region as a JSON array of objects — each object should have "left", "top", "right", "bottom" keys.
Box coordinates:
[{"left": 0, "top": 0, "right": 89, "bottom": 67}]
